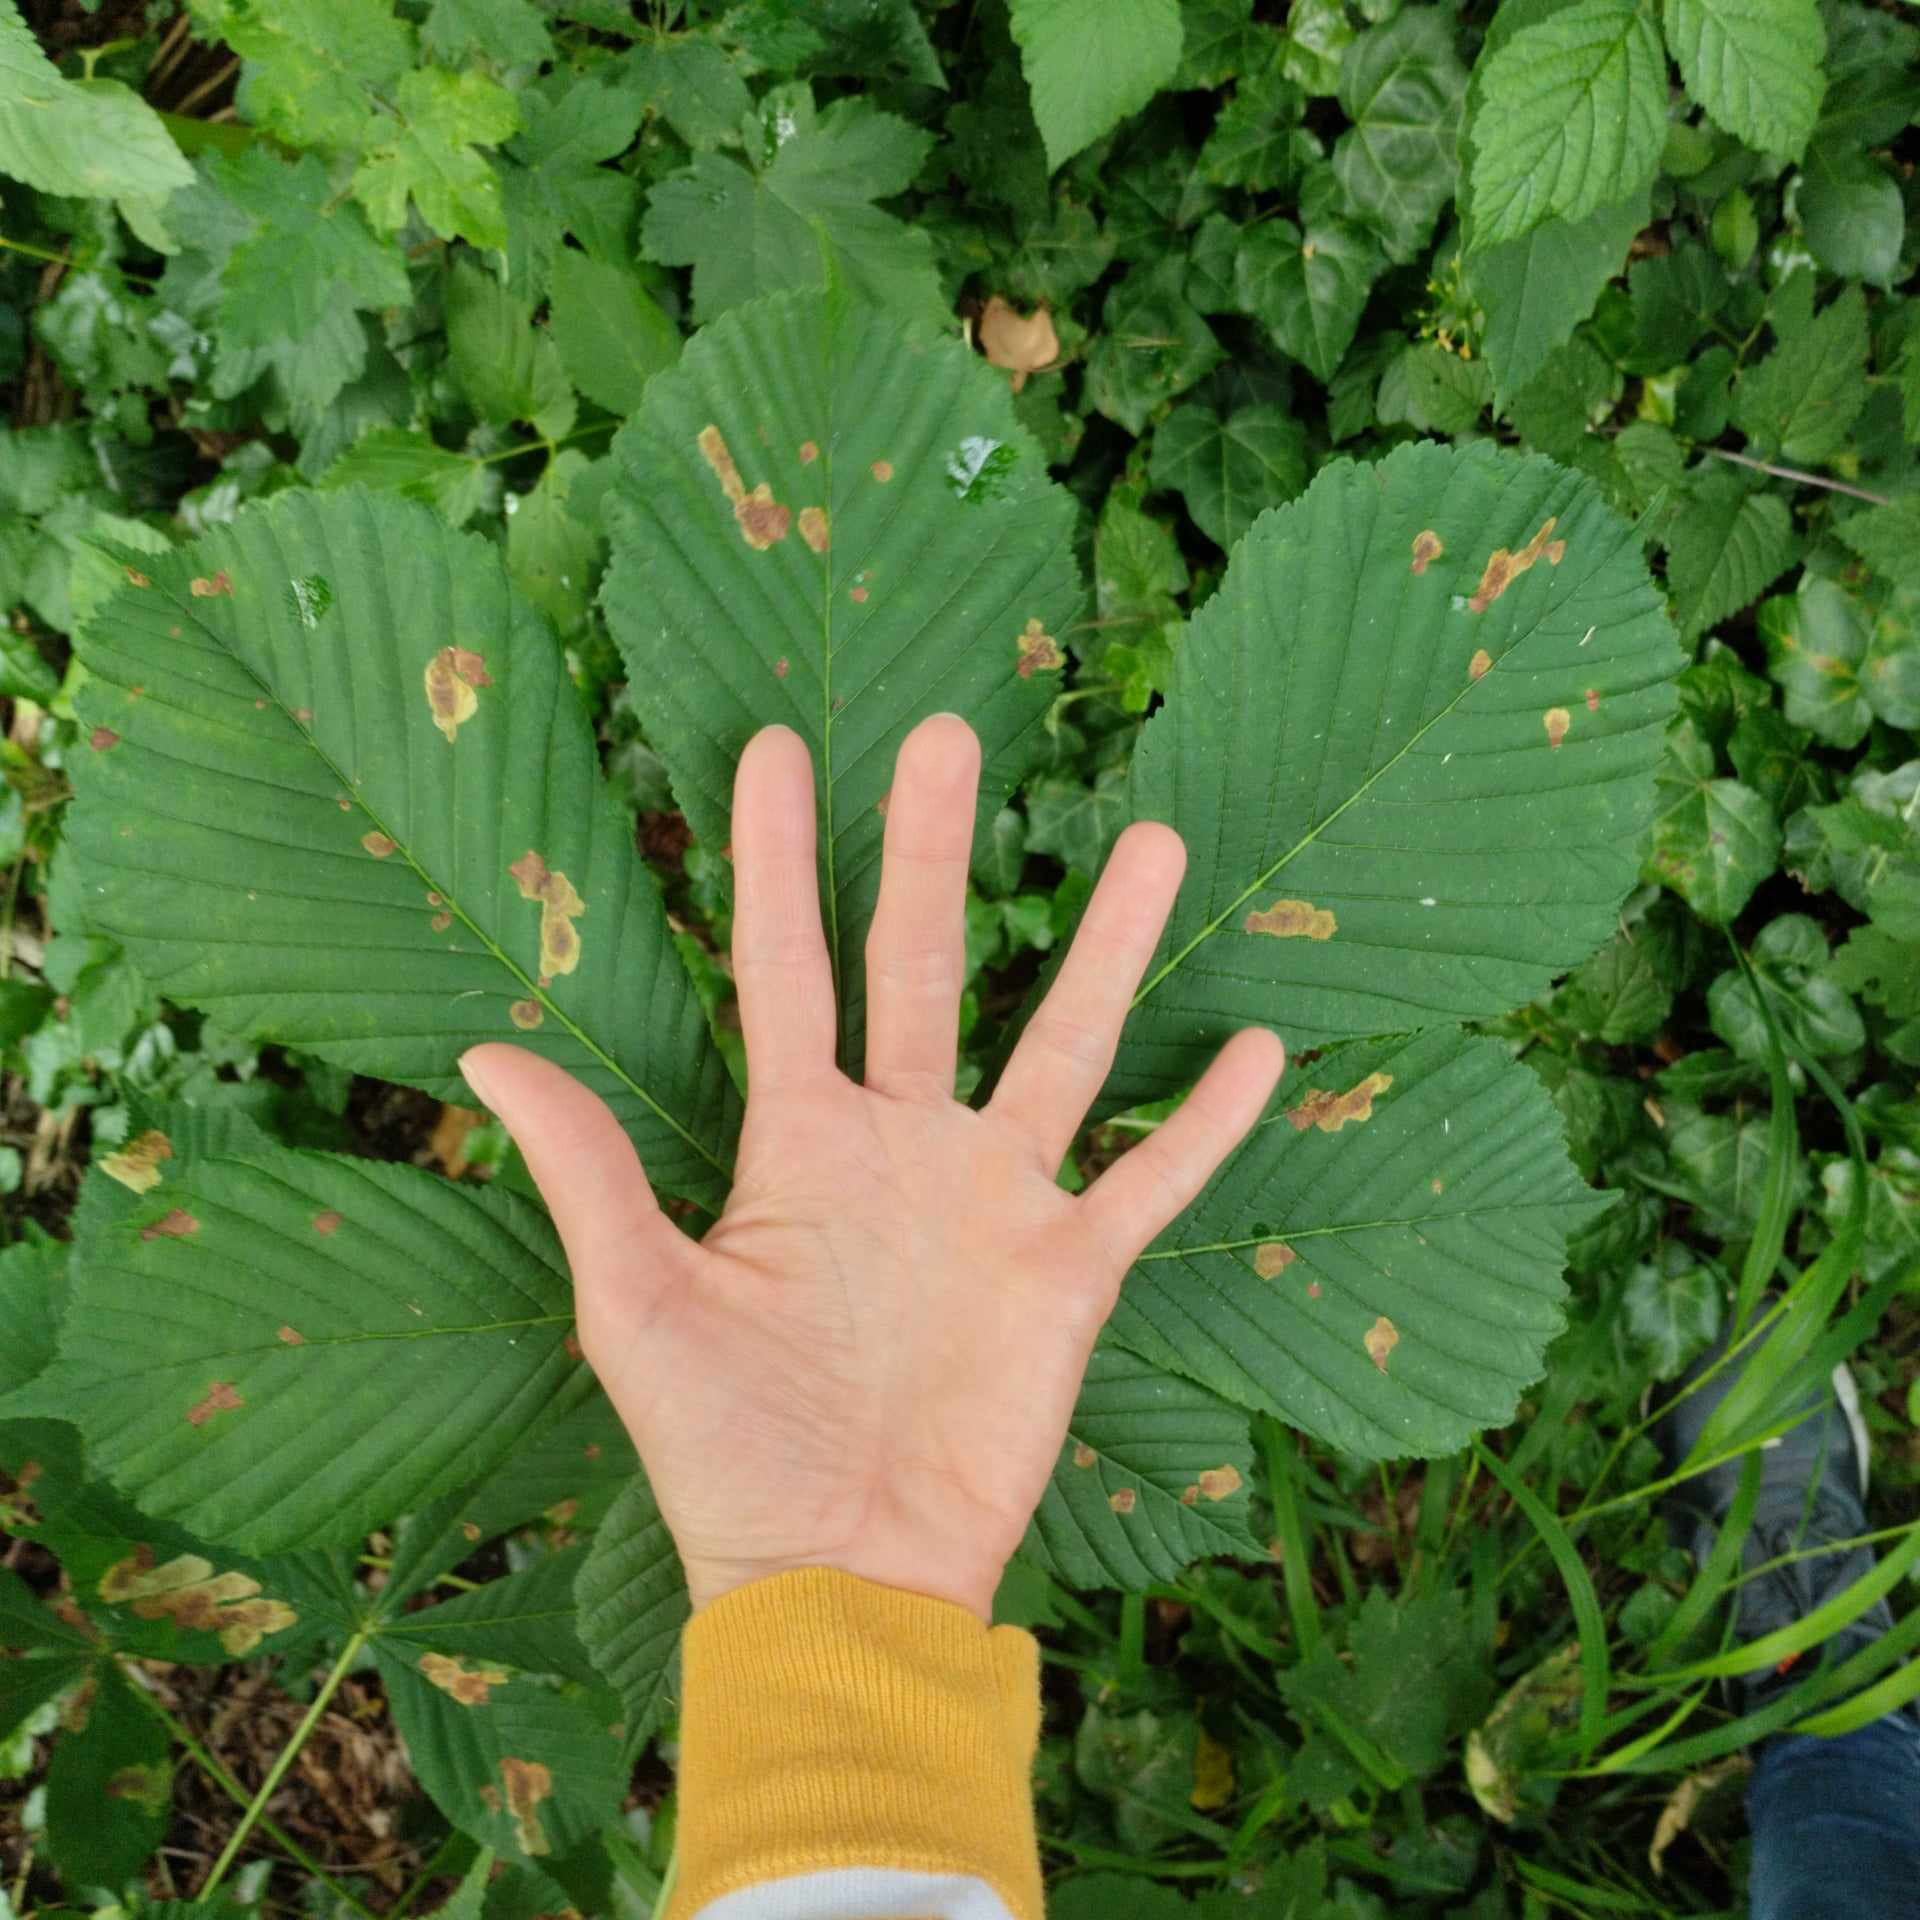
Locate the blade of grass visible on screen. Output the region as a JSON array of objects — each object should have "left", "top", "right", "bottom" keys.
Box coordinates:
[
  {"left": 1257, "top": 1413, "right": 1323, "bottom": 1658},
  {"left": 1643, "top": 1452, "right": 1764, "bottom": 1667},
  {"left": 1474, "top": 1440, "right": 1610, "bottom": 1760},
  {"left": 1727, "top": 939, "right": 1798, "bottom": 1337}
]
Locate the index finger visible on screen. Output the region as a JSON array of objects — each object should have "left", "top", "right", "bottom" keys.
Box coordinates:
[{"left": 729, "top": 724, "right": 837, "bottom": 1091}]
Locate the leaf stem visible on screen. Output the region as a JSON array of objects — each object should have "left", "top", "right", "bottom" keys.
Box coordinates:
[
  {"left": 1703, "top": 445, "right": 1891, "bottom": 507},
  {"left": 197, "top": 1628, "right": 369, "bottom": 1902},
  {"left": 120, "top": 1665, "right": 383, "bottom": 1920},
  {"left": 650, "top": 1839, "right": 679, "bottom": 1920}
]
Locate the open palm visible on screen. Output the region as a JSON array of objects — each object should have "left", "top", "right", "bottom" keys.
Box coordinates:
[{"left": 461, "top": 714, "right": 1284, "bottom": 1623}]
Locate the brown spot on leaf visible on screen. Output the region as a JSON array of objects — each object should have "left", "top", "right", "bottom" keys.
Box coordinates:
[
  {"left": 293, "top": 708, "right": 313, "bottom": 725},
  {"left": 312, "top": 1210, "right": 342, "bottom": 1235},
  {"left": 1072, "top": 1442, "right": 1096, "bottom": 1468},
  {"left": 1181, "top": 1484, "right": 1199, "bottom": 1505},
  {"left": 1301, "top": 239, "right": 1316, "bottom": 259},
  {"left": 105, "top": 1763, "right": 170, "bottom": 1815},
  {"left": 849, "top": 585, "right": 869, "bottom": 603},
  {"left": 1253, "top": 1242, "right": 1296, "bottom": 1277},
  {"left": 977, "top": 295, "right": 1060, "bottom": 394},
  {"left": 362, "top": 831, "right": 397, "bottom": 858},
  {"left": 189, "top": 570, "right": 233, "bottom": 598},
  {"left": 140, "top": 1207, "right": 199, "bottom": 1241},
  {"left": 277, "top": 1326, "right": 304, "bottom": 1346},
  {"left": 424, "top": 646, "right": 491, "bottom": 744},
  {"left": 1364, "top": 1315, "right": 1399, "bottom": 1373},
  {"left": 1307, "top": 1281, "right": 1322, "bottom": 1299},
  {"left": 509, "top": 849, "right": 586, "bottom": 976},
  {"left": 432, "top": 910, "right": 453, "bottom": 932},
  {"left": 1468, "top": 648, "right": 1493, "bottom": 681},
  {"left": 1197, "top": 1465, "right": 1242, "bottom": 1502},
  {"left": 103, "top": 1129, "right": 173, "bottom": 1194},
  {"left": 338, "top": 796, "right": 351, "bottom": 810},
  {"left": 479, "top": 1785, "right": 500, "bottom": 1813},
  {"left": 1410, "top": 530, "right": 1444, "bottom": 575},
  {"left": 509, "top": 999, "right": 543, "bottom": 1030},
  {"left": 1543, "top": 706, "right": 1572, "bottom": 748},
  {"left": 798, "top": 440, "right": 818, "bottom": 464},
  {"left": 564, "top": 1332, "right": 584, "bottom": 1361},
  {"left": 1584, "top": 687, "right": 1600, "bottom": 712},
  {"left": 1468, "top": 518, "right": 1559, "bottom": 613},
  {"left": 584, "top": 1443, "right": 602, "bottom": 1460},
  {"left": 1431, "top": 1178, "right": 1444, "bottom": 1194},
  {"left": 499, "top": 1759, "right": 553, "bottom": 1854},
  {"left": 698, "top": 425, "right": 791, "bottom": 549},
  {"left": 1109, "top": 1487, "right": 1137, "bottom": 1515},
  {"left": 123, "top": 566, "right": 150, "bottom": 587},
  {"left": 462, "top": 1521, "right": 482, "bottom": 1542},
  {"left": 1244, "top": 898, "right": 1336, "bottom": 940},
  {"left": 100, "top": 1549, "right": 297, "bottom": 1653},
  {"left": 1015, "top": 616, "right": 1063, "bottom": 678},
  {"left": 89, "top": 726, "right": 119, "bottom": 751},
  {"left": 186, "top": 1381, "right": 243, "bottom": 1427},
  {"left": 871, "top": 460, "right": 893, "bottom": 483},
  {"left": 1287, "top": 1072, "right": 1393, "bottom": 1134},
  {"left": 773, "top": 656, "right": 789, "bottom": 678},
  {"left": 798, "top": 506, "right": 829, "bottom": 553},
  {"left": 421, "top": 1653, "right": 513, "bottom": 1706}
]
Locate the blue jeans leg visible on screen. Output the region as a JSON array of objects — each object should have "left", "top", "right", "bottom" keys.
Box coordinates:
[{"left": 1746, "top": 1714, "right": 1920, "bottom": 1920}]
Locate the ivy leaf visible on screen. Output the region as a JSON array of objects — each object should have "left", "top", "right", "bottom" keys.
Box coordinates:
[
  {"left": 1660, "top": 0, "right": 1825, "bottom": 160},
  {"left": 1234, "top": 206, "right": 1384, "bottom": 382},
  {"left": 1465, "top": 0, "right": 1667, "bottom": 250},
  {"left": 1009, "top": 0, "right": 1184, "bottom": 171},
  {"left": 1196, "top": 48, "right": 1311, "bottom": 193},
  {"left": 1016, "top": 440, "right": 1681, "bottom": 1113},
  {"left": 66, "top": 489, "right": 740, "bottom": 1210},
  {"left": 1026, "top": 768, "right": 1132, "bottom": 879},
  {"left": 1149, "top": 402, "right": 1308, "bottom": 552},
  {"left": 601, "top": 287, "right": 1081, "bottom": 1079},
  {"left": 1084, "top": 258, "right": 1224, "bottom": 435},
  {"left": 642, "top": 90, "right": 941, "bottom": 324},
  {"left": 1332, "top": 8, "right": 1470, "bottom": 264},
  {"left": 1662, "top": 467, "right": 1799, "bottom": 641},
  {"left": 1620, "top": 1258, "right": 1723, "bottom": 1379},
  {"left": 1643, "top": 720, "right": 1780, "bottom": 923},
  {"left": 352, "top": 66, "right": 520, "bottom": 252},
  {"left": 1731, "top": 278, "right": 1869, "bottom": 465}
]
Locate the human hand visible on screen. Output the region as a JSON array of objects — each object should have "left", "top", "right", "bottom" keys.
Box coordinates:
[{"left": 459, "top": 714, "right": 1284, "bottom": 1625}]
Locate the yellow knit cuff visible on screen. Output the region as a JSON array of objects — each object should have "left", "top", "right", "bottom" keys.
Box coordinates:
[{"left": 668, "top": 1566, "right": 1045, "bottom": 1920}]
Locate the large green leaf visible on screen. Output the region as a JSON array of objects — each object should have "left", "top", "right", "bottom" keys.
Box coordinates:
[
  {"left": 601, "top": 286, "right": 1081, "bottom": 1076},
  {"left": 1234, "top": 205, "right": 1384, "bottom": 383},
  {"left": 66, "top": 488, "right": 739, "bottom": 1211},
  {"left": 574, "top": 1474, "right": 689, "bottom": 1746},
  {"left": 49, "top": 1149, "right": 595, "bottom": 1554},
  {"left": 1006, "top": 440, "right": 1681, "bottom": 1120},
  {"left": 1464, "top": 0, "right": 1666, "bottom": 250},
  {"left": 1661, "top": 0, "right": 1826, "bottom": 159},
  {"left": 1102, "top": 1029, "right": 1599, "bottom": 1459}
]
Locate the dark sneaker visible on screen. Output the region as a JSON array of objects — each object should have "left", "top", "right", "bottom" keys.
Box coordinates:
[{"left": 1655, "top": 1312, "right": 1894, "bottom": 1719}]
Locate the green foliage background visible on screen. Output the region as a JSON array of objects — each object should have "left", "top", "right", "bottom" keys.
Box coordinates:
[{"left": 0, "top": 0, "right": 1916, "bottom": 1916}]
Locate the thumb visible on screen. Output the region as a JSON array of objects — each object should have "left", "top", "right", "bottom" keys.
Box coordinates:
[{"left": 457, "top": 1043, "right": 680, "bottom": 1317}]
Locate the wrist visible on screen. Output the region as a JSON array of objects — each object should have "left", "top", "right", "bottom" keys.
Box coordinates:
[{"left": 685, "top": 1556, "right": 997, "bottom": 1626}]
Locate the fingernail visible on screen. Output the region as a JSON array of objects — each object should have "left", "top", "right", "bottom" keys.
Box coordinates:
[{"left": 458, "top": 1048, "right": 499, "bottom": 1114}]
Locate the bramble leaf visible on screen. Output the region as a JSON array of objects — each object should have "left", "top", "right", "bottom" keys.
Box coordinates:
[
  {"left": 1660, "top": 0, "right": 1825, "bottom": 159},
  {"left": 1149, "top": 403, "right": 1308, "bottom": 552},
  {"left": 1465, "top": 0, "right": 1666, "bottom": 250}
]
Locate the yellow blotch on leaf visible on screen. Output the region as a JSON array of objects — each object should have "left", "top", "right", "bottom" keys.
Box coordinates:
[
  {"left": 1364, "top": 1315, "right": 1400, "bottom": 1373},
  {"left": 1287, "top": 1072, "right": 1393, "bottom": 1134},
  {"left": 1197, "top": 1465, "right": 1242, "bottom": 1501},
  {"left": 189, "top": 570, "right": 233, "bottom": 598},
  {"left": 1015, "top": 617, "right": 1063, "bottom": 678},
  {"left": 100, "top": 1547, "right": 297, "bottom": 1655},
  {"left": 1073, "top": 1442, "right": 1097, "bottom": 1468},
  {"left": 424, "top": 646, "right": 493, "bottom": 744},
  {"left": 499, "top": 1757, "right": 553, "bottom": 1856},
  {"left": 1253, "top": 1242, "right": 1296, "bottom": 1278},
  {"left": 1109, "top": 1487, "right": 1138, "bottom": 1515},
  {"left": 362, "top": 831, "right": 397, "bottom": 858},
  {"left": 871, "top": 459, "right": 894, "bottom": 483},
  {"left": 1468, "top": 518, "right": 1565, "bottom": 614},
  {"left": 698, "top": 425, "right": 791, "bottom": 550},
  {"left": 1544, "top": 706, "right": 1572, "bottom": 748},
  {"left": 1244, "top": 898, "right": 1336, "bottom": 940},
  {"left": 509, "top": 999, "right": 544, "bottom": 1031},
  {"left": 509, "top": 849, "right": 586, "bottom": 976},
  {"left": 420, "top": 1653, "right": 513, "bottom": 1706},
  {"left": 1469, "top": 648, "right": 1493, "bottom": 681},
  {"left": 798, "top": 505, "right": 830, "bottom": 553},
  {"left": 102, "top": 1129, "right": 173, "bottom": 1194},
  {"left": 1191, "top": 1727, "right": 1236, "bottom": 1812},
  {"left": 1410, "top": 530, "right": 1444, "bottom": 575}
]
